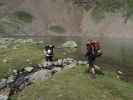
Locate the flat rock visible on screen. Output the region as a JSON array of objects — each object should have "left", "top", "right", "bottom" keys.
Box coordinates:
[
  {"left": 0, "top": 79, "right": 7, "bottom": 89},
  {"left": 0, "top": 95, "right": 8, "bottom": 100},
  {"left": 52, "top": 67, "right": 62, "bottom": 73},
  {"left": 64, "top": 63, "right": 76, "bottom": 70},
  {"left": 30, "top": 70, "right": 51, "bottom": 81},
  {"left": 78, "top": 61, "right": 88, "bottom": 65},
  {"left": 94, "top": 65, "right": 101, "bottom": 70},
  {"left": 24, "top": 67, "right": 34, "bottom": 72},
  {"left": 6, "top": 75, "right": 15, "bottom": 84},
  {"left": 62, "top": 41, "right": 78, "bottom": 48}
]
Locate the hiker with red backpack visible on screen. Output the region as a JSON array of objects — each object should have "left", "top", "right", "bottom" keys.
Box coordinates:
[{"left": 85, "top": 40, "right": 102, "bottom": 79}]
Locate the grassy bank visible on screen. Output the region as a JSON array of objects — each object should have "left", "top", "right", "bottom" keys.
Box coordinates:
[
  {"left": 13, "top": 65, "right": 133, "bottom": 100},
  {"left": 0, "top": 39, "right": 43, "bottom": 78}
]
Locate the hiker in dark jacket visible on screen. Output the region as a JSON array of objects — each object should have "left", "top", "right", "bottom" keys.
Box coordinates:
[
  {"left": 43, "top": 45, "right": 55, "bottom": 69},
  {"left": 44, "top": 45, "right": 55, "bottom": 62},
  {"left": 85, "top": 40, "right": 102, "bottom": 79}
]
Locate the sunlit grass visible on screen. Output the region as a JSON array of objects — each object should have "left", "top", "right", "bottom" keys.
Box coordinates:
[{"left": 15, "top": 65, "right": 133, "bottom": 100}]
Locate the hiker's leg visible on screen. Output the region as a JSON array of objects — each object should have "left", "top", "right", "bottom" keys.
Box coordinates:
[
  {"left": 50, "top": 56, "right": 53, "bottom": 61},
  {"left": 88, "top": 57, "right": 93, "bottom": 73},
  {"left": 89, "top": 58, "right": 96, "bottom": 78},
  {"left": 91, "top": 67, "right": 96, "bottom": 75},
  {"left": 45, "top": 56, "right": 48, "bottom": 61}
]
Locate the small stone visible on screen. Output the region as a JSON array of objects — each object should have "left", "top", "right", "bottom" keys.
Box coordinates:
[
  {"left": 57, "top": 59, "right": 64, "bottom": 66},
  {"left": 62, "top": 41, "right": 78, "bottom": 48},
  {"left": 26, "top": 59, "right": 30, "bottom": 62},
  {"left": 6, "top": 75, "right": 15, "bottom": 84},
  {"left": 38, "top": 64, "right": 43, "bottom": 68},
  {"left": 24, "top": 67, "right": 34, "bottom": 72},
  {"left": 52, "top": 67, "right": 62, "bottom": 73},
  {"left": 117, "top": 70, "right": 123, "bottom": 75},
  {"left": 78, "top": 61, "right": 88, "bottom": 65},
  {"left": 116, "top": 75, "right": 120, "bottom": 79},
  {"left": 64, "top": 63, "right": 76, "bottom": 70},
  {"left": 25, "top": 39, "right": 33, "bottom": 43},
  {"left": 94, "top": 65, "right": 101, "bottom": 70},
  {"left": 38, "top": 41, "right": 44, "bottom": 44},
  {"left": 12, "top": 46, "right": 17, "bottom": 50},
  {"left": 12, "top": 69, "right": 17, "bottom": 74},
  {"left": 53, "top": 61, "right": 58, "bottom": 66},
  {"left": 3, "top": 59, "right": 7, "bottom": 63}
]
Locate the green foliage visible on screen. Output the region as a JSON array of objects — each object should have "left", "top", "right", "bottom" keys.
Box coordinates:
[{"left": 13, "top": 11, "right": 33, "bottom": 23}]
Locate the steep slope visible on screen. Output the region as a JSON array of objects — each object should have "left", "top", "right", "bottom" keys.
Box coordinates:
[{"left": 0, "top": 0, "right": 82, "bottom": 36}]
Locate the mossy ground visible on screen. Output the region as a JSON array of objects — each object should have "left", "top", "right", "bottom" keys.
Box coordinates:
[
  {"left": 12, "top": 65, "right": 133, "bottom": 100},
  {"left": 0, "top": 41, "right": 43, "bottom": 78},
  {"left": 0, "top": 39, "right": 133, "bottom": 100}
]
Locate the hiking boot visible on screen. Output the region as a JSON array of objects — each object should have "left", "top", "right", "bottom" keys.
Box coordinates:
[{"left": 89, "top": 73, "right": 96, "bottom": 79}]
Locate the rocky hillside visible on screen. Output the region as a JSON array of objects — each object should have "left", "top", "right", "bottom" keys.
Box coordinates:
[{"left": 0, "top": 0, "right": 82, "bottom": 36}]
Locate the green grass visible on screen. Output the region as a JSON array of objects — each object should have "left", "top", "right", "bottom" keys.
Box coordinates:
[
  {"left": 13, "top": 11, "right": 33, "bottom": 23},
  {"left": 0, "top": 42, "right": 43, "bottom": 78},
  {"left": 15, "top": 65, "right": 133, "bottom": 100}
]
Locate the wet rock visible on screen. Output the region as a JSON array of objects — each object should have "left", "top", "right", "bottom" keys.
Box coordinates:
[
  {"left": 53, "top": 61, "right": 58, "bottom": 66},
  {"left": 24, "top": 67, "right": 33, "bottom": 72},
  {"left": 57, "top": 59, "right": 64, "bottom": 66},
  {"left": 78, "top": 61, "right": 88, "bottom": 65},
  {"left": 6, "top": 75, "right": 15, "bottom": 84},
  {"left": 94, "top": 65, "right": 104, "bottom": 75},
  {"left": 30, "top": 70, "right": 52, "bottom": 81},
  {"left": 0, "top": 95, "right": 8, "bottom": 100},
  {"left": 62, "top": 41, "right": 78, "bottom": 48},
  {"left": 0, "top": 79, "right": 7, "bottom": 89},
  {"left": 11, "top": 75, "right": 31, "bottom": 93},
  {"left": 54, "top": 59, "right": 64, "bottom": 67},
  {"left": 42, "top": 62, "right": 47, "bottom": 68},
  {"left": 43, "top": 62, "right": 54, "bottom": 70},
  {"left": 94, "top": 65, "right": 101, "bottom": 70},
  {"left": 12, "top": 69, "right": 17, "bottom": 76},
  {"left": 63, "top": 58, "right": 75, "bottom": 65},
  {"left": 117, "top": 70, "right": 123, "bottom": 75},
  {"left": 116, "top": 70, "right": 124, "bottom": 79},
  {"left": 64, "top": 63, "right": 76, "bottom": 70},
  {"left": 43, "top": 61, "right": 52, "bottom": 67},
  {"left": 37, "top": 64, "right": 44, "bottom": 69},
  {"left": 52, "top": 67, "right": 62, "bottom": 73}
]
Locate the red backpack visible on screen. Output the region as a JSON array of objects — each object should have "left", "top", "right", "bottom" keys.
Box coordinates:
[{"left": 86, "top": 40, "right": 102, "bottom": 57}]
